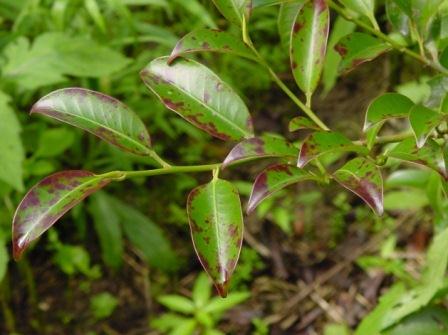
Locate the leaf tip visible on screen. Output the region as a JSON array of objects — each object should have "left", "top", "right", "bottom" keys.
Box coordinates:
[{"left": 214, "top": 280, "right": 230, "bottom": 298}]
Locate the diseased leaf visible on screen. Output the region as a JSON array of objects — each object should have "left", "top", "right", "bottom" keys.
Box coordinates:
[
  {"left": 187, "top": 178, "right": 243, "bottom": 297},
  {"left": 289, "top": 116, "right": 322, "bottom": 132},
  {"left": 386, "top": 138, "right": 447, "bottom": 178},
  {"left": 141, "top": 57, "right": 253, "bottom": 141},
  {"left": 12, "top": 171, "right": 111, "bottom": 260},
  {"left": 297, "top": 131, "right": 368, "bottom": 168},
  {"left": 364, "top": 93, "right": 415, "bottom": 130},
  {"left": 409, "top": 104, "right": 445, "bottom": 148},
  {"left": 335, "top": 32, "right": 391, "bottom": 73},
  {"left": 290, "top": 0, "right": 330, "bottom": 98},
  {"left": 0, "top": 91, "right": 24, "bottom": 191},
  {"left": 333, "top": 158, "right": 384, "bottom": 215},
  {"left": 31, "top": 88, "right": 152, "bottom": 156},
  {"left": 278, "top": 1, "right": 305, "bottom": 48},
  {"left": 169, "top": 29, "right": 256, "bottom": 64},
  {"left": 211, "top": 0, "right": 251, "bottom": 26},
  {"left": 247, "top": 164, "right": 318, "bottom": 213},
  {"left": 222, "top": 135, "right": 297, "bottom": 168}
]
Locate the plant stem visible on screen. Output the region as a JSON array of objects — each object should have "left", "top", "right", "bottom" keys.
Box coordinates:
[
  {"left": 242, "top": 24, "right": 330, "bottom": 131},
  {"left": 327, "top": 0, "right": 448, "bottom": 76},
  {"left": 149, "top": 150, "right": 171, "bottom": 168}
]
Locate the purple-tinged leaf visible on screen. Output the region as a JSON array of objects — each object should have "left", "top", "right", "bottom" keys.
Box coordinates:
[
  {"left": 386, "top": 138, "right": 447, "bottom": 179},
  {"left": 290, "top": 0, "right": 330, "bottom": 98},
  {"left": 333, "top": 157, "right": 384, "bottom": 215},
  {"left": 187, "top": 178, "right": 243, "bottom": 297},
  {"left": 335, "top": 32, "right": 391, "bottom": 73},
  {"left": 31, "top": 88, "right": 152, "bottom": 156},
  {"left": 288, "top": 116, "right": 321, "bottom": 132},
  {"left": 141, "top": 57, "right": 253, "bottom": 141},
  {"left": 409, "top": 105, "right": 445, "bottom": 148},
  {"left": 12, "top": 171, "right": 111, "bottom": 260},
  {"left": 222, "top": 135, "right": 297, "bottom": 168},
  {"left": 297, "top": 131, "right": 368, "bottom": 168},
  {"left": 168, "top": 29, "right": 256, "bottom": 64},
  {"left": 247, "top": 164, "right": 318, "bottom": 213}
]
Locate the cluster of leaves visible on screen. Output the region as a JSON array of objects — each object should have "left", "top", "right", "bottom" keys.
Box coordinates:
[{"left": 5, "top": 0, "right": 448, "bottom": 333}]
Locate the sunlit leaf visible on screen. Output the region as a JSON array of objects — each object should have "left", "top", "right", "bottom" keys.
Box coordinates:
[
  {"left": 288, "top": 116, "right": 321, "bottom": 132},
  {"left": 335, "top": 32, "right": 391, "bottom": 73},
  {"left": 333, "top": 157, "right": 384, "bottom": 215},
  {"left": 247, "top": 164, "right": 318, "bottom": 213},
  {"left": 290, "top": 0, "right": 330, "bottom": 99},
  {"left": 409, "top": 104, "right": 445, "bottom": 148},
  {"left": 297, "top": 131, "right": 368, "bottom": 168},
  {"left": 31, "top": 88, "right": 153, "bottom": 156},
  {"left": 211, "top": 0, "right": 251, "bottom": 26},
  {"left": 141, "top": 57, "right": 253, "bottom": 141},
  {"left": 222, "top": 135, "right": 297, "bottom": 168},
  {"left": 187, "top": 178, "right": 243, "bottom": 297},
  {"left": 169, "top": 29, "right": 256, "bottom": 64},
  {"left": 12, "top": 171, "right": 111, "bottom": 260}
]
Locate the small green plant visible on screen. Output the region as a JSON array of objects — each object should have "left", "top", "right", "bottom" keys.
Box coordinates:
[
  {"left": 151, "top": 273, "right": 250, "bottom": 335},
  {"left": 7, "top": 0, "right": 448, "bottom": 332}
]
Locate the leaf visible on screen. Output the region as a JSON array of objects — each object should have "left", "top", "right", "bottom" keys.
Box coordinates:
[
  {"left": 409, "top": 104, "right": 445, "bottom": 148},
  {"left": 204, "top": 291, "right": 250, "bottom": 313},
  {"left": 158, "top": 295, "right": 195, "bottom": 314},
  {"left": 141, "top": 57, "right": 253, "bottom": 141},
  {"left": 173, "top": 0, "right": 217, "bottom": 28},
  {"left": 253, "top": 0, "right": 296, "bottom": 7},
  {"left": 88, "top": 192, "right": 123, "bottom": 269},
  {"left": 364, "top": 93, "right": 415, "bottom": 130},
  {"left": 169, "top": 29, "right": 256, "bottom": 64},
  {"left": 12, "top": 171, "right": 111, "bottom": 260},
  {"left": 340, "top": 0, "right": 378, "bottom": 29},
  {"left": 278, "top": 1, "right": 305, "bottom": 48},
  {"left": 386, "top": 0, "right": 410, "bottom": 36},
  {"left": 192, "top": 273, "right": 212, "bottom": 307},
  {"left": 0, "top": 91, "right": 24, "bottom": 191},
  {"left": 386, "top": 169, "right": 431, "bottom": 189},
  {"left": 335, "top": 32, "right": 391, "bottom": 73},
  {"left": 386, "top": 138, "right": 447, "bottom": 178},
  {"left": 0, "top": 237, "right": 8, "bottom": 283},
  {"left": 35, "top": 128, "right": 75, "bottom": 158},
  {"left": 222, "top": 135, "right": 297, "bottom": 168},
  {"left": 247, "top": 164, "right": 318, "bottom": 213},
  {"left": 297, "top": 131, "right": 368, "bottom": 168},
  {"left": 289, "top": 116, "right": 322, "bottom": 132},
  {"left": 322, "top": 16, "right": 356, "bottom": 94},
  {"left": 384, "top": 307, "right": 448, "bottom": 335},
  {"left": 290, "top": 0, "right": 330, "bottom": 98},
  {"left": 187, "top": 178, "right": 244, "bottom": 297},
  {"left": 384, "top": 190, "right": 428, "bottom": 211},
  {"left": 426, "top": 75, "right": 448, "bottom": 109},
  {"left": 211, "top": 0, "right": 251, "bottom": 26},
  {"left": 31, "top": 88, "right": 153, "bottom": 156},
  {"left": 108, "top": 196, "right": 178, "bottom": 271},
  {"left": 333, "top": 158, "right": 384, "bottom": 215}
]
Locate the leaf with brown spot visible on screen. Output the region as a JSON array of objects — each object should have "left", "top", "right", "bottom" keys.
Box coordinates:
[
  {"left": 333, "top": 157, "right": 384, "bottom": 215},
  {"left": 288, "top": 116, "right": 321, "bottom": 132},
  {"left": 12, "top": 171, "right": 111, "bottom": 260},
  {"left": 187, "top": 178, "right": 244, "bottom": 297}
]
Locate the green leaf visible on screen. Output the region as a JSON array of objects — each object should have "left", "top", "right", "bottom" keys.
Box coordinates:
[
  {"left": 335, "top": 32, "right": 391, "bottom": 73},
  {"left": 173, "top": 0, "right": 217, "bottom": 28},
  {"left": 141, "top": 57, "right": 253, "bottom": 141},
  {"left": 84, "top": 0, "right": 107, "bottom": 33},
  {"left": 88, "top": 192, "right": 123, "bottom": 269},
  {"left": 171, "top": 319, "right": 197, "bottom": 335},
  {"left": 426, "top": 75, "right": 448, "bottom": 109},
  {"left": 290, "top": 0, "right": 330, "bottom": 99},
  {"left": 169, "top": 29, "right": 256, "bottom": 63},
  {"left": 384, "top": 307, "right": 448, "bottom": 335},
  {"left": 192, "top": 273, "right": 212, "bottom": 308},
  {"left": 31, "top": 88, "right": 153, "bottom": 156},
  {"left": 158, "top": 295, "right": 195, "bottom": 314},
  {"left": 386, "top": 169, "right": 431, "bottom": 189},
  {"left": 278, "top": 1, "right": 305, "bottom": 48},
  {"left": 322, "top": 16, "right": 356, "bottom": 94},
  {"left": 12, "top": 171, "right": 111, "bottom": 260},
  {"left": 288, "top": 116, "right": 321, "bottom": 132},
  {"left": 204, "top": 291, "right": 250, "bottom": 313},
  {"left": 409, "top": 104, "right": 445, "bottom": 148},
  {"left": 364, "top": 93, "right": 415, "bottom": 130},
  {"left": 247, "top": 164, "right": 318, "bottom": 213},
  {"left": 211, "top": 0, "right": 250, "bottom": 26},
  {"left": 222, "top": 135, "right": 297, "bottom": 168},
  {"left": 108, "top": 196, "right": 178, "bottom": 271},
  {"left": 340, "top": 0, "right": 378, "bottom": 29},
  {"left": 253, "top": 0, "right": 296, "bottom": 7},
  {"left": 35, "top": 128, "right": 75, "bottom": 158},
  {"left": 386, "top": 0, "right": 410, "bottom": 36},
  {"left": 0, "top": 91, "right": 24, "bottom": 191},
  {"left": 386, "top": 138, "right": 447, "bottom": 178},
  {"left": 384, "top": 190, "right": 428, "bottom": 210},
  {"left": 297, "top": 131, "right": 368, "bottom": 168},
  {"left": 90, "top": 292, "right": 119, "bottom": 320},
  {"left": 0, "top": 237, "right": 8, "bottom": 283},
  {"left": 187, "top": 178, "right": 244, "bottom": 297},
  {"left": 333, "top": 158, "right": 384, "bottom": 215}
]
